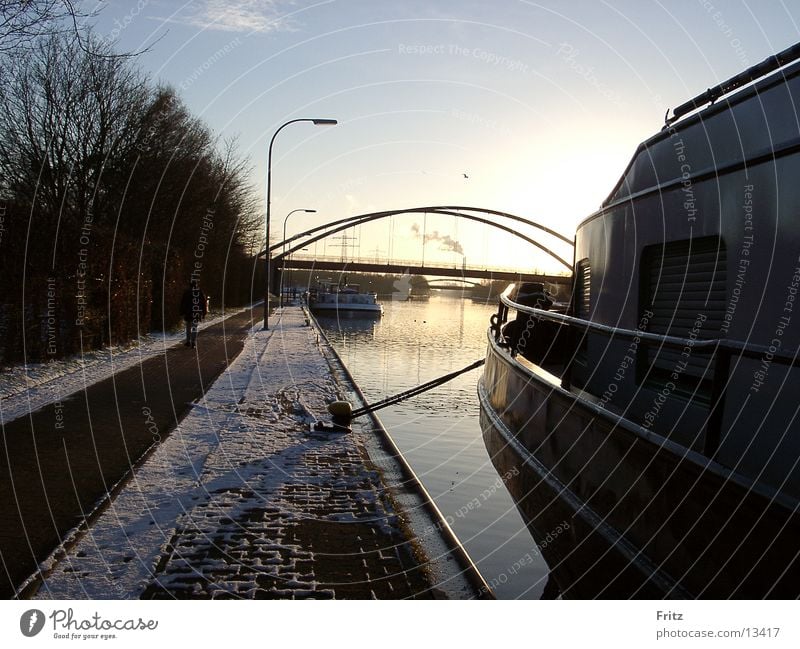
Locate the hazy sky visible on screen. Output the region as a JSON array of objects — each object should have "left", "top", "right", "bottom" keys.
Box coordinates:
[{"left": 92, "top": 0, "right": 800, "bottom": 272}]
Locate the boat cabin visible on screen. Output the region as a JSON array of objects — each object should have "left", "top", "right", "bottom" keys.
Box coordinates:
[{"left": 495, "top": 48, "right": 800, "bottom": 501}]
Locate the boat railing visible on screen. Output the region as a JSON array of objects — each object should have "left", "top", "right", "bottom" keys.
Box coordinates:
[
  {"left": 665, "top": 41, "right": 800, "bottom": 126},
  {"left": 494, "top": 285, "right": 800, "bottom": 366},
  {"left": 493, "top": 285, "right": 800, "bottom": 456}
]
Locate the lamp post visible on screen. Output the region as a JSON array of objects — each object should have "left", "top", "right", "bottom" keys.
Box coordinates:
[
  {"left": 283, "top": 209, "right": 316, "bottom": 258},
  {"left": 280, "top": 208, "right": 316, "bottom": 306},
  {"left": 263, "top": 118, "right": 337, "bottom": 329},
  {"left": 291, "top": 248, "right": 309, "bottom": 304}
]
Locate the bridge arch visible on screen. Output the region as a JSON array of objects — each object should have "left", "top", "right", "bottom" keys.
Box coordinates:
[{"left": 268, "top": 206, "right": 573, "bottom": 271}]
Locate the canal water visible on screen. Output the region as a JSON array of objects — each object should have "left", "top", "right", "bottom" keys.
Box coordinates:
[{"left": 316, "top": 291, "right": 550, "bottom": 599}]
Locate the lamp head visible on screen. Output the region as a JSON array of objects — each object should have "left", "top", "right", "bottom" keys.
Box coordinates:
[{"left": 312, "top": 119, "right": 338, "bottom": 126}]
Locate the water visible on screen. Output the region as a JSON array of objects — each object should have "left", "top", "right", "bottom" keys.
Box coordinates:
[{"left": 316, "top": 291, "right": 549, "bottom": 599}]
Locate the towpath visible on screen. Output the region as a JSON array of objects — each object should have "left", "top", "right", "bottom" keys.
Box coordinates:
[
  {"left": 16, "top": 306, "right": 482, "bottom": 599},
  {"left": 0, "top": 306, "right": 259, "bottom": 597}
]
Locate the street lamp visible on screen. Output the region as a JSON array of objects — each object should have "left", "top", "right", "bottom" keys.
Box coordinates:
[
  {"left": 292, "top": 248, "right": 310, "bottom": 303},
  {"left": 283, "top": 209, "right": 316, "bottom": 258},
  {"left": 280, "top": 209, "right": 316, "bottom": 305},
  {"left": 263, "top": 118, "right": 337, "bottom": 329}
]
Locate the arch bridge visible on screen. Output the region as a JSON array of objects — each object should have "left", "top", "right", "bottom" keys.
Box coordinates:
[{"left": 265, "top": 205, "right": 574, "bottom": 293}]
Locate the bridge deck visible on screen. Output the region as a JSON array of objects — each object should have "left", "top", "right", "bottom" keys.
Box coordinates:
[{"left": 278, "top": 257, "right": 570, "bottom": 285}]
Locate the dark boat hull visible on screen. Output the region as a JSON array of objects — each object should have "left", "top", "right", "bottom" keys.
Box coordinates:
[
  {"left": 309, "top": 304, "right": 383, "bottom": 317},
  {"left": 479, "top": 331, "right": 800, "bottom": 598}
]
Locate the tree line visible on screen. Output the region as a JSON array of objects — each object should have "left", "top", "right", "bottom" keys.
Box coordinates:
[{"left": 0, "top": 26, "right": 261, "bottom": 364}]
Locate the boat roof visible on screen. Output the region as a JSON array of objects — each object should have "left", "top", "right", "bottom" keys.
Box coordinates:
[{"left": 582, "top": 52, "right": 800, "bottom": 227}]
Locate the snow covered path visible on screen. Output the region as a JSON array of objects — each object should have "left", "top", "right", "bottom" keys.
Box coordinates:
[
  {"left": 0, "top": 306, "right": 253, "bottom": 426},
  {"left": 31, "top": 306, "right": 438, "bottom": 599}
]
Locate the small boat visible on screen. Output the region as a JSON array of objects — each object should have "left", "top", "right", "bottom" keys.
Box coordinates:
[
  {"left": 479, "top": 42, "right": 800, "bottom": 598},
  {"left": 407, "top": 289, "right": 431, "bottom": 302},
  {"left": 308, "top": 281, "right": 383, "bottom": 316}
]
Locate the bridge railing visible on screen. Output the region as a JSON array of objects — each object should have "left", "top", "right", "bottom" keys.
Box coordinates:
[{"left": 279, "top": 253, "right": 570, "bottom": 278}]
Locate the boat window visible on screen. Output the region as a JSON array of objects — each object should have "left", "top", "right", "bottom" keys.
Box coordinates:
[{"left": 639, "top": 236, "right": 726, "bottom": 403}]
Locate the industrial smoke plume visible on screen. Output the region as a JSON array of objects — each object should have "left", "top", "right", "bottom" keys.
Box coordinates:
[{"left": 410, "top": 223, "right": 464, "bottom": 255}]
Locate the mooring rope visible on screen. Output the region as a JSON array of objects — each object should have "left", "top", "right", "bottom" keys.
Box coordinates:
[{"left": 350, "top": 358, "right": 486, "bottom": 418}]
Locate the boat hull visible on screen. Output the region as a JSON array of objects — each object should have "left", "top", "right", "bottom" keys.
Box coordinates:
[
  {"left": 309, "top": 303, "right": 383, "bottom": 316},
  {"left": 479, "top": 331, "right": 800, "bottom": 598}
]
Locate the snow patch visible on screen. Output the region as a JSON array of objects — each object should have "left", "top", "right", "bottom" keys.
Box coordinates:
[{"left": 0, "top": 306, "right": 252, "bottom": 426}]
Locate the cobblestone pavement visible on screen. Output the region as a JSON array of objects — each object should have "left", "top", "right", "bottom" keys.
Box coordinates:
[
  {"left": 141, "top": 455, "right": 432, "bottom": 599},
  {"left": 35, "top": 306, "right": 438, "bottom": 599}
]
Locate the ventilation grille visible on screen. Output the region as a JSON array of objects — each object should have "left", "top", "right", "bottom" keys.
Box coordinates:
[
  {"left": 576, "top": 259, "right": 591, "bottom": 319},
  {"left": 641, "top": 236, "right": 726, "bottom": 398}
]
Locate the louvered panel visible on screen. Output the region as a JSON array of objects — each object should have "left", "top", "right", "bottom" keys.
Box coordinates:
[
  {"left": 576, "top": 259, "right": 591, "bottom": 319},
  {"left": 572, "top": 259, "right": 591, "bottom": 382},
  {"left": 641, "top": 237, "right": 726, "bottom": 397}
]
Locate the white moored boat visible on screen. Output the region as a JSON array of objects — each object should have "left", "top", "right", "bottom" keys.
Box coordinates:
[{"left": 308, "top": 282, "right": 383, "bottom": 316}]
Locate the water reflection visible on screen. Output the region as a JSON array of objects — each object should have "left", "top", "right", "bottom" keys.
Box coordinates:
[
  {"left": 316, "top": 291, "right": 551, "bottom": 599},
  {"left": 314, "top": 315, "right": 377, "bottom": 337}
]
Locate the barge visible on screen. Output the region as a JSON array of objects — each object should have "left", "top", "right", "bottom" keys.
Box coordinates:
[
  {"left": 479, "top": 43, "right": 800, "bottom": 598},
  {"left": 308, "top": 281, "right": 383, "bottom": 317}
]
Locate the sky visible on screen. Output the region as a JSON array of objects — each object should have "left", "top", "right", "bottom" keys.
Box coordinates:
[{"left": 90, "top": 0, "right": 800, "bottom": 273}]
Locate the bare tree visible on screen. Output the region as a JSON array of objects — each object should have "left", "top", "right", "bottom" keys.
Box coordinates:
[
  {"left": 0, "top": 1, "right": 96, "bottom": 54},
  {"left": 0, "top": 33, "right": 150, "bottom": 222},
  {"left": 0, "top": 32, "right": 260, "bottom": 363},
  {"left": 0, "top": 31, "right": 153, "bottom": 358}
]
